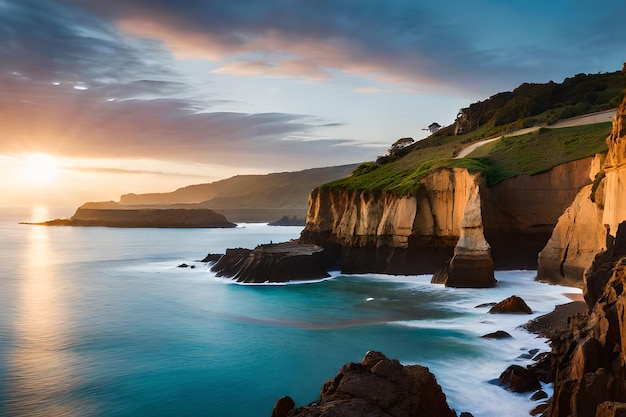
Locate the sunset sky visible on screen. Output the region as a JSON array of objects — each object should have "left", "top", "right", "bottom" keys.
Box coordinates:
[{"left": 1, "top": 0, "right": 624, "bottom": 209}]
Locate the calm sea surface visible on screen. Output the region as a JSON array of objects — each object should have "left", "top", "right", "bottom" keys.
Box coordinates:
[{"left": 0, "top": 207, "right": 580, "bottom": 417}]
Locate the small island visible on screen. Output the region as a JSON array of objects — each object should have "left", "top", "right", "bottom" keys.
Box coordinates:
[{"left": 24, "top": 206, "right": 236, "bottom": 228}]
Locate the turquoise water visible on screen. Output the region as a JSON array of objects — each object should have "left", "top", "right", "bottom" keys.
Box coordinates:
[{"left": 0, "top": 207, "right": 580, "bottom": 417}]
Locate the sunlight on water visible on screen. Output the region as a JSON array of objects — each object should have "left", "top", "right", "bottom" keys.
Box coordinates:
[
  {"left": 28, "top": 205, "right": 50, "bottom": 223},
  {"left": 6, "top": 225, "right": 87, "bottom": 417}
]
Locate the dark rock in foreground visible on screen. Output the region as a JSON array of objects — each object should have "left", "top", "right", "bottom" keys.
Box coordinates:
[
  {"left": 498, "top": 365, "right": 542, "bottom": 393},
  {"left": 547, "top": 221, "right": 626, "bottom": 417},
  {"left": 488, "top": 295, "right": 533, "bottom": 314},
  {"left": 211, "top": 241, "right": 330, "bottom": 283},
  {"left": 28, "top": 208, "right": 236, "bottom": 228},
  {"left": 279, "top": 351, "right": 456, "bottom": 417}
]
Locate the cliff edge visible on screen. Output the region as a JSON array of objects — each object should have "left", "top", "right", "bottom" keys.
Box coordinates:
[{"left": 538, "top": 92, "right": 626, "bottom": 286}]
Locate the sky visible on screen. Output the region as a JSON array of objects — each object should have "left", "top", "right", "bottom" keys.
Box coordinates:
[{"left": 0, "top": 0, "right": 624, "bottom": 210}]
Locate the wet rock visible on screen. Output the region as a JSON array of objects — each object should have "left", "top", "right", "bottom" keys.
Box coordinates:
[
  {"left": 481, "top": 330, "right": 512, "bottom": 339},
  {"left": 488, "top": 295, "right": 533, "bottom": 314},
  {"left": 210, "top": 242, "right": 330, "bottom": 283},
  {"left": 200, "top": 253, "right": 222, "bottom": 263},
  {"left": 497, "top": 364, "right": 541, "bottom": 393},
  {"left": 531, "top": 390, "right": 549, "bottom": 401},
  {"left": 286, "top": 351, "right": 456, "bottom": 417},
  {"left": 271, "top": 396, "right": 295, "bottom": 417}
]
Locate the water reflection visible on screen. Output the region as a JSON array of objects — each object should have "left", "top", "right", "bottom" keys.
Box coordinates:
[{"left": 7, "top": 219, "right": 83, "bottom": 417}]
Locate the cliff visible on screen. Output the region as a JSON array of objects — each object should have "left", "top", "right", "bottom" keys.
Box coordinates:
[
  {"left": 301, "top": 168, "right": 496, "bottom": 285},
  {"left": 39, "top": 207, "right": 236, "bottom": 228},
  {"left": 300, "top": 158, "right": 591, "bottom": 284},
  {"left": 545, "top": 222, "right": 626, "bottom": 417},
  {"left": 538, "top": 93, "right": 626, "bottom": 286}
]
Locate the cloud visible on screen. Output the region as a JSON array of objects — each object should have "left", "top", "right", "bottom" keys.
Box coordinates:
[
  {"left": 55, "top": 0, "right": 626, "bottom": 95},
  {"left": 0, "top": 74, "right": 382, "bottom": 170}
]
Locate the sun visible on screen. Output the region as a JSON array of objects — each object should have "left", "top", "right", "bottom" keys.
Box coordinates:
[{"left": 20, "top": 153, "right": 60, "bottom": 186}]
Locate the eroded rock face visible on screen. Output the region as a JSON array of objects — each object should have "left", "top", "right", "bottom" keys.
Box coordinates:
[
  {"left": 481, "top": 157, "right": 593, "bottom": 270},
  {"left": 285, "top": 351, "right": 456, "bottom": 417},
  {"left": 210, "top": 242, "right": 330, "bottom": 283},
  {"left": 538, "top": 93, "right": 626, "bottom": 286},
  {"left": 302, "top": 157, "right": 591, "bottom": 279},
  {"left": 537, "top": 181, "right": 607, "bottom": 287},
  {"left": 546, "top": 221, "right": 626, "bottom": 417},
  {"left": 435, "top": 177, "right": 495, "bottom": 287},
  {"left": 302, "top": 169, "right": 496, "bottom": 284}
]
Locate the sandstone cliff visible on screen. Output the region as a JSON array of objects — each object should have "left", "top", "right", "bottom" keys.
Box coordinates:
[
  {"left": 300, "top": 158, "right": 591, "bottom": 284},
  {"left": 301, "top": 168, "right": 496, "bottom": 286},
  {"left": 545, "top": 222, "right": 626, "bottom": 417},
  {"left": 538, "top": 94, "right": 626, "bottom": 286}
]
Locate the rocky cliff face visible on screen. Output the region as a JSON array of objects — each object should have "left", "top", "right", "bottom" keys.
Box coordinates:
[
  {"left": 301, "top": 168, "right": 494, "bottom": 285},
  {"left": 538, "top": 94, "right": 626, "bottom": 286},
  {"left": 301, "top": 158, "right": 591, "bottom": 283},
  {"left": 278, "top": 351, "right": 456, "bottom": 417},
  {"left": 546, "top": 222, "right": 626, "bottom": 417}
]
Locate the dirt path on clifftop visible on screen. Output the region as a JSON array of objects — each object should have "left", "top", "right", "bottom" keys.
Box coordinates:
[{"left": 455, "top": 109, "right": 617, "bottom": 159}]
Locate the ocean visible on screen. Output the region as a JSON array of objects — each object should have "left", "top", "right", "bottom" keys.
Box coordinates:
[{"left": 0, "top": 207, "right": 579, "bottom": 417}]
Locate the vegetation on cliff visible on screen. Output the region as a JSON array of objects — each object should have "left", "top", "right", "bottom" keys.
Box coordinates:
[
  {"left": 326, "top": 122, "right": 610, "bottom": 195},
  {"left": 324, "top": 70, "right": 623, "bottom": 196}
]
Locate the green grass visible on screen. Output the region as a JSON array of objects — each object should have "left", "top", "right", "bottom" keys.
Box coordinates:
[
  {"left": 324, "top": 122, "right": 612, "bottom": 194},
  {"left": 467, "top": 123, "right": 611, "bottom": 185}
]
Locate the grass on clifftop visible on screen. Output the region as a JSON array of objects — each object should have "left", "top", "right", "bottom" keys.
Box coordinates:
[
  {"left": 324, "top": 122, "right": 611, "bottom": 195},
  {"left": 467, "top": 123, "right": 611, "bottom": 185}
]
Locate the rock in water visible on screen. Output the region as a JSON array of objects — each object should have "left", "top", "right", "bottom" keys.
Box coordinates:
[
  {"left": 488, "top": 295, "right": 533, "bottom": 314},
  {"left": 284, "top": 351, "right": 456, "bottom": 417},
  {"left": 497, "top": 365, "right": 541, "bottom": 393},
  {"left": 210, "top": 242, "right": 330, "bottom": 283},
  {"left": 271, "top": 396, "right": 295, "bottom": 417}
]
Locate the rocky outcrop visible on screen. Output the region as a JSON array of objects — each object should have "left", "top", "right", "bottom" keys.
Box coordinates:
[
  {"left": 281, "top": 351, "right": 456, "bottom": 417},
  {"left": 35, "top": 207, "right": 236, "bottom": 228},
  {"left": 431, "top": 178, "right": 495, "bottom": 287},
  {"left": 302, "top": 169, "right": 495, "bottom": 286},
  {"left": 544, "top": 221, "right": 626, "bottom": 417},
  {"left": 536, "top": 170, "right": 607, "bottom": 286},
  {"left": 210, "top": 242, "right": 330, "bottom": 283},
  {"left": 538, "top": 93, "right": 626, "bottom": 286},
  {"left": 498, "top": 365, "right": 542, "bottom": 393},
  {"left": 301, "top": 157, "right": 591, "bottom": 282},
  {"left": 488, "top": 295, "right": 533, "bottom": 314}
]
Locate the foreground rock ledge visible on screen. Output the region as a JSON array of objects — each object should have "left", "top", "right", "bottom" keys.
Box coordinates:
[
  {"left": 211, "top": 241, "right": 330, "bottom": 283},
  {"left": 273, "top": 351, "right": 456, "bottom": 417}
]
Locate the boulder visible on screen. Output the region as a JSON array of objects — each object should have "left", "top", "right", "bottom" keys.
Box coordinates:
[
  {"left": 488, "top": 295, "right": 533, "bottom": 314},
  {"left": 497, "top": 365, "right": 541, "bottom": 393},
  {"left": 481, "top": 330, "right": 512, "bottom": 339},
  {"left": 271, "top": 396, "right": 295, "bottom": 417},
  {"left": 285, "top": 351, "right": 456, "bottom": 417}
]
